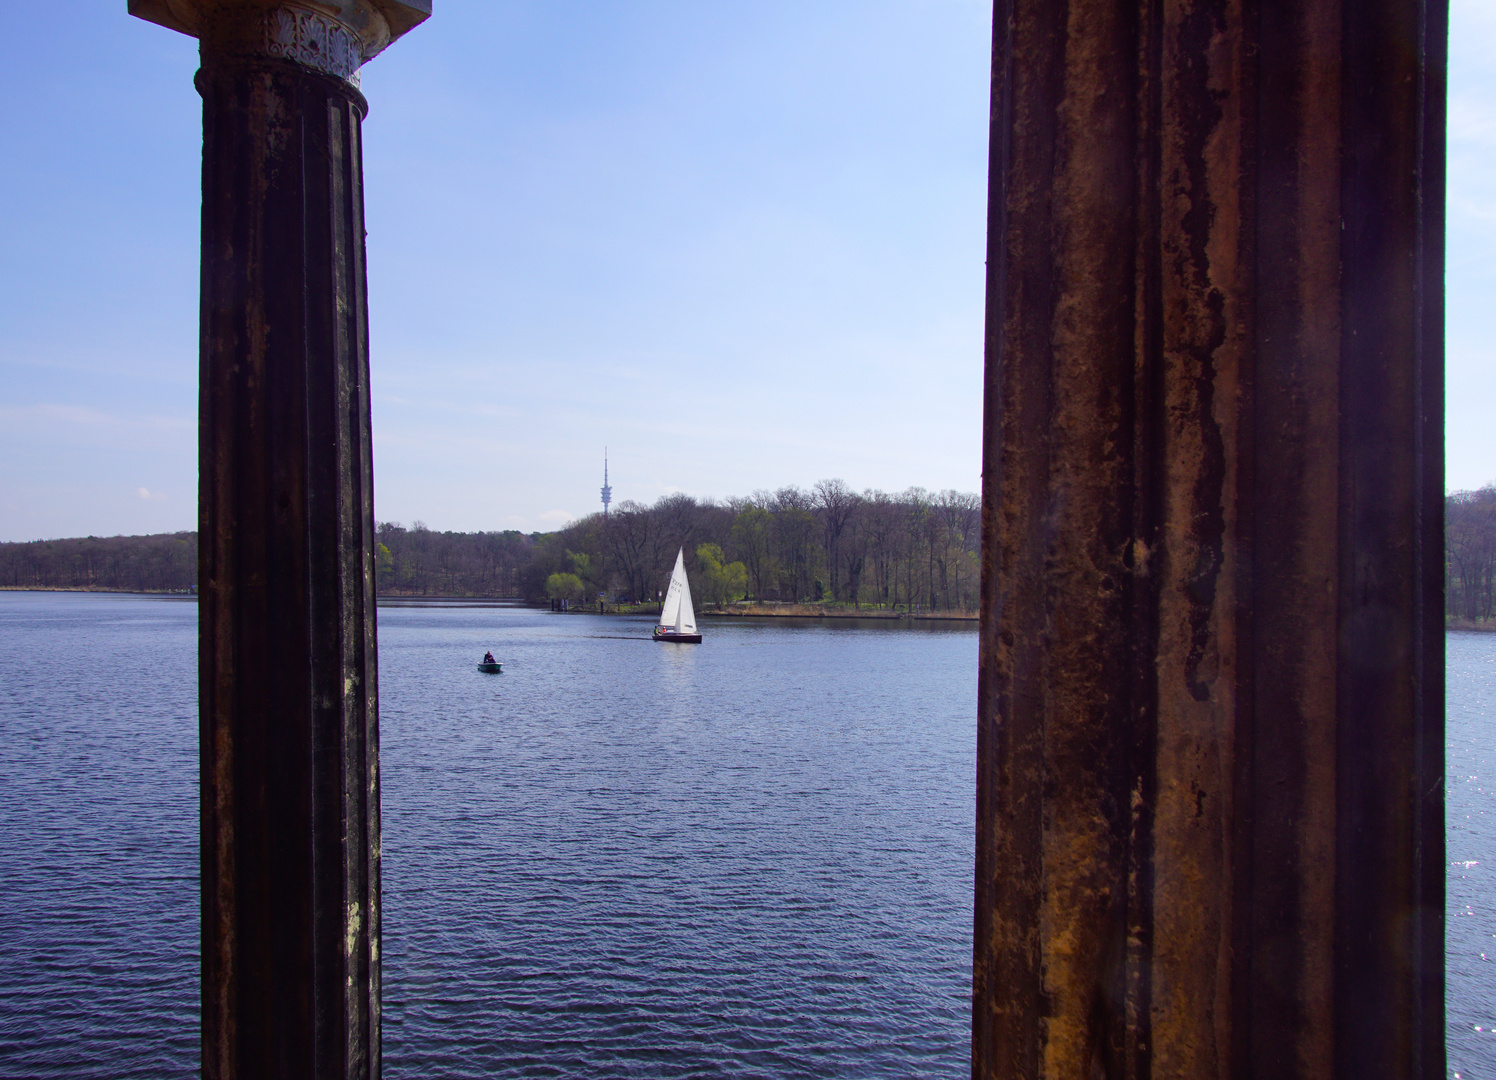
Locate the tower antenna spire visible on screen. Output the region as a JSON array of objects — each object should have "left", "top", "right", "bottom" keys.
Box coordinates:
[{"left": 601, "top": 449, "right": 612, "bottom": 517}]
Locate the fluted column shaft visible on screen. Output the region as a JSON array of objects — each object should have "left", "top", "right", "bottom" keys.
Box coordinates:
[
  {"left": 195, "top": 54, "right": 380, "bottom": 1080},
  {"left": 973, "top": 0, "right": 1444, "bottom": 1076},
  {"left": 129, "top": 3, "right": 428, "bottom": 1077}
]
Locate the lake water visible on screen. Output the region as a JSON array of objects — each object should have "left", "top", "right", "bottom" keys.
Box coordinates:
[
  {"left": 0, "top": 592, "right": 1491, "bottom": 1078},
  {"left": 0, "top": 594, "right": 975, "bottom": 1078},
  {"left": 1448, "top": 631, "right": 1496, "bottom": 1079}
]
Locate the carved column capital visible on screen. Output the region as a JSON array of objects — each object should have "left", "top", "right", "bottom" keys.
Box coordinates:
[{"left": 128, "top": 0, "right": 431, "bottom": 84}]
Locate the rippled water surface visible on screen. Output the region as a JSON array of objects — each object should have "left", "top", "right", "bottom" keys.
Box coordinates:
[
  {"left": 377, "top": 603, "right": 976, "bottom": 1078},
  {"left": 1447, "top": 631, "right": 1496, "bottom": 1080},
  {"left": 0, "top": 594, "right": 975, "bottom": 1077},
  {"left": 2, "top": 593, "right": 1493, "bottom": 1078},
  {"left": 0, "top": 592, "right": 197, "bottom": 1079}
]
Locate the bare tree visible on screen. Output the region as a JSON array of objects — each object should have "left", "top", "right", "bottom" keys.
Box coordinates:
[
  {"left": 772, "top": 486, "right": 820, "bottom": 600},
  {"left": 813, "top": 478, "right": 861, "bottom": 601},
  {"left": 605, "top": 501, "right": 656, "bottom": 601},
  {"left": 730, "top": 499, "right": 776, "bottom": 600},
  {"left": 1448, "top": 486, "right": 1496, "bottom": 620}
]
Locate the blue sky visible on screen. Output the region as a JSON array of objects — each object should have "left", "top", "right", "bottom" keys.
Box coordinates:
[
  {"left": 0, "top": 2, "right": 1489, "bottom": 542},
  {"left": 1446, "top": 0, "right": 1496, "bottom": 499}
]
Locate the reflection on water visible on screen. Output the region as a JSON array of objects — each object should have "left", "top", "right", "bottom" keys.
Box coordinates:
[{"left": 655, "top": 636, "right": 701, "bottom": 690}]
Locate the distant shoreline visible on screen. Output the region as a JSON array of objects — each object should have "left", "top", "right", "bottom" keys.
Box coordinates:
[
  {"left": 701, "top": 607, "right": 977, "bottom": 623},
  {"left": 4, "top": 587, "right": 1480, "bottom": 632},
  {"left": 548, "top": 602, "right": 979, "bottom": 623},
  {"left": 1447, "top": 618, "right": 1496, "bottom": 633},
  {"left": 0, "top": 585, "right": 195, "bottom": 595}
]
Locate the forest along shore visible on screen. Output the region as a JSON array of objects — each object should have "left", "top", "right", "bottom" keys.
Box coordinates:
[
  {"left": 5, "top": 481, "right": 1493, "bottom": 625},
  {"left": 0, "top": 483, "right": 985, "bottom": 614},
  {"left": 1446, "top": 618, "right": 1496, "bottom": 633}
]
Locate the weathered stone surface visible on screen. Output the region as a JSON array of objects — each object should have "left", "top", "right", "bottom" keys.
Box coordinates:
[
  {"left": 129, "top": 2, "right": 425, "bottom": 1077},
  {"left": 192, "top": 59, "right": 382, "bottom": 1080},
  {"left": 127, "top": 0, "right": 431, "bottom": 77},
  {"left": 974, "top": 0, "right": 1445, "bottom": 1076}
]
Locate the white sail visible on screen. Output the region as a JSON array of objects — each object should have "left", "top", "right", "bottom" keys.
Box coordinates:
[
  {"left": 657, "top": 547, "right": 698, "bottom": 636},
  {"left": 675, "top": 557, "right": 696, "bottom": 634},
  {"left": 659, "top": 547, "right": 686, "bottom": 630}
]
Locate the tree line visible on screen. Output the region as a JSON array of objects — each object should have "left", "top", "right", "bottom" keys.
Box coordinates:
[
  {"left": 526, "top": 481, "right": 981, "bottom": 612},
  {"left": 0, "top": 532, "right": 196, "bottom": 592},
  {"left": 0, "top": 481, "right": 981, "bottom": 610},
  {"left": 1448, "top": 486, "right": 1496, "bottom": 621},
  {"left": 374, "top": 522, "right": 535, "bottom": 597},
  {"left": 7, "top": 486, "right": 1494, "bottom": 622}
]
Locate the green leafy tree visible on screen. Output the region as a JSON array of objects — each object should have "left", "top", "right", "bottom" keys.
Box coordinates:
[
  {"left": 545, "top": 572, "right": 586, "bottom": 601},
  {"left": 693, "top": 543, "right": 748, "bottom": 608},
  {"left": 724, "top": 560, "right": 748, "bottom": 603},
  {"left": 567, "top": 550, "right": 605, "bottom": 596}
]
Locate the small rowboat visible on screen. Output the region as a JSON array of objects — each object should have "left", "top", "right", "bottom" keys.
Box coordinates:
[{"left": 478, "top": 662, "right": 503, "bottom": 673}]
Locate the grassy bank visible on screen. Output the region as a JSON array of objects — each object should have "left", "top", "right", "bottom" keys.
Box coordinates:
[
  {"left": 548, "top": 600, "right": 978, "bottom": 622},
  {"left": 705, "top": 602, "right": 977, "bottom": 622}
]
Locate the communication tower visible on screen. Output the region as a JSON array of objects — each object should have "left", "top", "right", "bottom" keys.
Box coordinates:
[{"left": 601, "top": 450, "right": 612, "bottom": 517}]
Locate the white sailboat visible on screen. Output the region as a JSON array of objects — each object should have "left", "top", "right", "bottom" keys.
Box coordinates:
[{"left": 653, "top": 547, "right": 701, "bottom": 643}]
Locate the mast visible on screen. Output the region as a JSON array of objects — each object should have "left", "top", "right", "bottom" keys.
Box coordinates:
[{"left": 600, "top": 449, "right": 612, "bottom": 518}]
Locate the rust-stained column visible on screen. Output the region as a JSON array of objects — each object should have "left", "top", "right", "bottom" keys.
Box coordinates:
[
  {"left": 973, "top": 0, "right": 1444, "bottom": 1075},
  {"left": 126, "top": 3, "right": 428, "bottom": 1078}
]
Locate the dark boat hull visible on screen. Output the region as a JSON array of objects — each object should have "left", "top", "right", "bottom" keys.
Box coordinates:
[
  {"left": 652, "top": 632, "right": 702, "bottom": 644},
  {"left": 477, "top": 662, "right": 503, "bottom": 672}
]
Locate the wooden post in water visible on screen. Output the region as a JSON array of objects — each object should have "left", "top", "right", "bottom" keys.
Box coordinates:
[
  {"left": 973, "top": 0, "right": 1445, "bottom": 1076},
  {"left": 126, "top": 3, "right": 429, "bottom": 1077}
]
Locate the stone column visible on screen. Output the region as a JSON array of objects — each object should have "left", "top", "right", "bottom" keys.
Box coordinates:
[
  {"left": 127, "top": 4, "right": 428, "bottom": 1078},
  {"left": 973, "top": 0, "right": 1444, "bottom": 1076}
]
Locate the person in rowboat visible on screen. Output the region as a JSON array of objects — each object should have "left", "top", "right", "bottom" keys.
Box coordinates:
[{"left": 483, "top": 651, "right": 495, "bottom": 664}]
